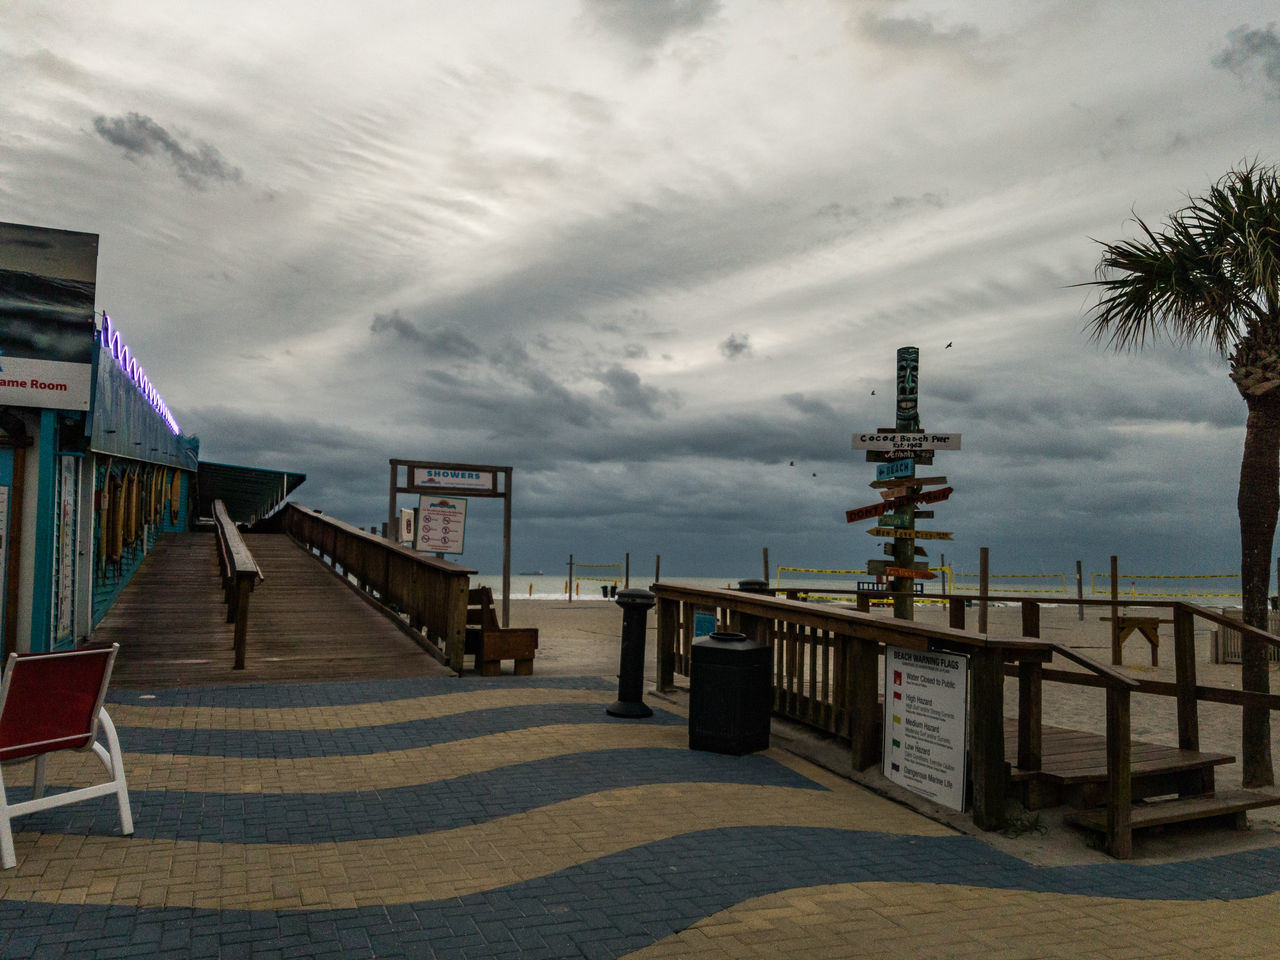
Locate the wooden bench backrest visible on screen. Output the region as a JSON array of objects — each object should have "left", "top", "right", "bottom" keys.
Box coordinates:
[{"left": 467, "top": 586, "right": 501, "bottom": 632}]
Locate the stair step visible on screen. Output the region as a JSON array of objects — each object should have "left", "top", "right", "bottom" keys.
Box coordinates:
[{"left": 1069, "top": 789, "right": 1280, "bottom": 833}]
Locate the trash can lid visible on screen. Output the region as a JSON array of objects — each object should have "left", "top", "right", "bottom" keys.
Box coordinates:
[{"left": 692, "top": 631, "right": 769, "bottom": 663}]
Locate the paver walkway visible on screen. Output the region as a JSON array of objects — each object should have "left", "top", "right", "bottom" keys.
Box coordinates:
[{"left": 2, "top": 676, "right": 1279, "bottom": 958}]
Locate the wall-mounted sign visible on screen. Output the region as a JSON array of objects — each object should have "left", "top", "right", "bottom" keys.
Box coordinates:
[
  {"left": 398, "top": 508, "right": 414, "bottom": 543},
  {"left": 415, "top": 496, "right": 467, "bottom": 554},
  {"left": 0, "top": 221, "right": 98, "bottom": 411},
  {"left": 413, "top": 468, "right": 495, "bottom": 492},
  {"left": 883, "top": 645, "right": 969, "bottom": 811}
]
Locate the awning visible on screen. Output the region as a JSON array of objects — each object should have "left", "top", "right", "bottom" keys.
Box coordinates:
[{"left": 196, "top": 461, "right": 306, "bottom": 525}]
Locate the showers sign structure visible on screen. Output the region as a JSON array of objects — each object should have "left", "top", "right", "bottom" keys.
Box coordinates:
[
  {"left": 387, "top": 459, "right": 513, "bottom": 626},
  {"left": 849, "top": 347, "right": 960, "bottom": 620}
]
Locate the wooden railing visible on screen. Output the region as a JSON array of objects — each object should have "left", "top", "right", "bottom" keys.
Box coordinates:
[
  {"left": 652, "top": 582, "right": 1137, "bottom": 849},
  {"left": 655, "top": 583, "right": 1280, "bottom": 858},
  {"left": 278, "top": 503, "right": 475, "bottom": 671},
  {"left": 212, "top": 500, "right": 263, "bottom": 670}
]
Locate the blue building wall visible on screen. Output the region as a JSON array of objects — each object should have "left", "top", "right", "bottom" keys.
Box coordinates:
[{"left": 90, "top": 462, "right": 193, "bottom": 628}]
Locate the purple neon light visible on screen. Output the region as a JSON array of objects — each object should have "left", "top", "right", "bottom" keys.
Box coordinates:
[{"left": 100, "top": 313, "right": 181, "bottom": 435}]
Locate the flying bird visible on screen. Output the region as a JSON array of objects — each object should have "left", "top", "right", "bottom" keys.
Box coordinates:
[
  {"left": 945, "top": 341, "right": 953, "bottom": 348},
  {"left": 870, "top": 390, "right": 876, "bottom": 395}
]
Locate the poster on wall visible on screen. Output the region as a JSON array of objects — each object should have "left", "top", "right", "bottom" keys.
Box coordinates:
[
  {"left": 882, "top": 645, "right": 970, "bottom": 811},
  {"left": 415, "top": 496, "right": 467, "bottom": 555},
  {"left": 0, "top": 485, "right": 8, "bottom": 635},
  {"left": 54, "top": 457, "right": 77, "bottom": 646},
  {"left": 0, "top": 221, "right": 98, "bottom": 411}
]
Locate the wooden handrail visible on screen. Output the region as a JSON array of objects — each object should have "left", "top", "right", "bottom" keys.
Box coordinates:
[
  {"left": 278, "top": 503, "right": 475, "bottom": 672},
  {"left": 212, "top": 500, "right": 263, "bottom": 670}
]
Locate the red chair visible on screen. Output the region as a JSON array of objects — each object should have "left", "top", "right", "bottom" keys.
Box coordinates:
[{"left": 0, "top": 643, "right": 133, "bottom": 869}]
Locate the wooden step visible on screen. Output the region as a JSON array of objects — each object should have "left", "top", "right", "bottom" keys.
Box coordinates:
[{"left": 1069, "top": 789, "right": 1280, "bottom": 833}]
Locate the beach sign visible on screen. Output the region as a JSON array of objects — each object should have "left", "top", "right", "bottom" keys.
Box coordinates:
[
  {"left": 876, "top": 459, "right": 914, "bottom": 482},
  {"left": 853, "top": 432, "right": 961, "bottom": 452},
  {"left": 415, "top": 496, "right": 467, "bottom": 554}
]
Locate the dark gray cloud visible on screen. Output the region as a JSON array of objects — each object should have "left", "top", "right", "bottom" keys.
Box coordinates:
[
  {"left": 1213, "top": 24, "right": 1280, "bottom": 94},
  {"left": 582, "top": 0, "right": 721, "bottom": 50},
  {"left": 858, "top": 11, "right": 980, "bottom": 51},
  {"left": 782, "top": 393, "right": 837, "bottom": 418},
  {"left": 370, "top": 311, "right": 480, "bottom": 359},
  {"left": 720, "top": 333, "right": 752, "bottom": 360},
  {"left": 92, "top": 112, "right": 242, "bottom": 188},
  {"left": 596, "top": 364, "right": 674, "bottom": 417}
]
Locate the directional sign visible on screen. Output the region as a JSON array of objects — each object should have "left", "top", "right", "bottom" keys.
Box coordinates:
[
  {"left": 875, "top": 459, "right": 914, "bottom": 482},
  {"left": 867, "top": 449, "right": 934, "bottom": 465},
  {"left": 866, "top": 559, "right": 892, "bottom": 576},
  {"left": 853, "top": 432, "right": 961, "bottom": 452},
  {"left": 845, "top": 501, "right": 891, "bottom": 524},
  {"left": 883, "top": 543, "right": 929, "bottom": 557},
  {"left": 887, "top": 566, "right": 937, "bottom": 580},
  {"left": 880, "top": 512, "right": 911, "bottom": 528},
  {"left": 872, "top": 485, "right": 955, "bottom": 512},
  {"left": 871, "top": 475, "right": 948, "bottom": 490},
  {"left": 868, "top": 527, "right": 953, "bottom": 540}
]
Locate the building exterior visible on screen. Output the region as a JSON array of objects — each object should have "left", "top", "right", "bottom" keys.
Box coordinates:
[{"left": 1, "top": 221, "right": 197, "bottom": 656}]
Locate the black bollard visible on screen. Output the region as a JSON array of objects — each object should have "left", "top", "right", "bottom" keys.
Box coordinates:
[{"left": 607, "top": 588, "right": 655, "bottom": 718}]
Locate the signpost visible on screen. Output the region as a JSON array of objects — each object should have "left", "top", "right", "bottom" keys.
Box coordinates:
[
  {"left": 850, "top": 346, "right": 961, "bottom": 619},
  {"left": 389, "top": 459, "right": 514, "bottom": 626}
]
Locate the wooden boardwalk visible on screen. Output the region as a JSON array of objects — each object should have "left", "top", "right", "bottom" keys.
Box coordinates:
[{"left": 96, "top": 532, "right": 453, "bottom": 687}]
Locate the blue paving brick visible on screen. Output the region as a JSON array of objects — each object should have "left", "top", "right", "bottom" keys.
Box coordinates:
[
  {"left": 115, "top": 702, "right": 683, "bottom": 758},
  {"left": 13, "top": 748, "right": 822, "bottom": 843},
  {"left": 107, "top": 675, "right": 616, "bottom": 709}
]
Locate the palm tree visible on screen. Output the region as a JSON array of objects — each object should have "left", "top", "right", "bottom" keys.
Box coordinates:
[{"left": 1083, "top": 161, "right": 1280, "bottom": 788}]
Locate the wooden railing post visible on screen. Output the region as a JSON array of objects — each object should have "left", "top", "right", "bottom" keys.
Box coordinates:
[
  {"left": 969, "top": 646, "right": 1006, "bottom": 830},
  {"left": 444, "top": 575, "right": 468, "bottom": 674},
  {"left": 848, "top": 635, "right": 880, "bottom": 771},
  {"left": 948, "top": 596, "right": 965, "bottom": 630},
  {"left": 1105, "top": 683, "right": 1133, "bottom": 858},
  {"left": 232, "top": 574, "right": 251, "bottom": 670},
  {"left": 1173, "top": 604, "right": 1199, "bottom": 752},
  {"left": 1017, "top": 601, "right": 1042, "bottom": 772},
  {"left": 656, "top": 596, "right": 677, "bottom": 692}
]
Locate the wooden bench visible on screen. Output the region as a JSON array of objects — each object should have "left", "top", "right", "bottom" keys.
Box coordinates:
[
  {"left": 1100, "top": 614, "right": 1170, "bottom": 666},
  {"left": 465, "top": 587, "right": 538, "bottom": 676}
]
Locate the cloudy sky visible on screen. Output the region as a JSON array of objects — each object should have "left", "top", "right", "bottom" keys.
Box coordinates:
[{"left": 4, "top": 1, "right": 1280, "bottom": 583}]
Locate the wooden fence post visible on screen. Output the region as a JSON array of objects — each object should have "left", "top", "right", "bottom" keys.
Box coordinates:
[{"left": 978, "top": 547, "right": 989, "bottom": 633}]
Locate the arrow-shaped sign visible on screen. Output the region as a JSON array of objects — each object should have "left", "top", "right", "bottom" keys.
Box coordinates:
[
  {"left": 886, "top": 565, "right": 937, "bottom": 580},
  {"left": 847, "top": 486, "right": 954, "bottom": 524},
  {"left": 867, "top": 528, "right": 954, "bottom": 540},
  {"left": 871, "top": 475, "right": 948, "bottom": 490}
]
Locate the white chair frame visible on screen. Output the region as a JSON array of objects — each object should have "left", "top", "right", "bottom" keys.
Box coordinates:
[{"left": 0, "top": 644, "right": 134, "bottom": 870}]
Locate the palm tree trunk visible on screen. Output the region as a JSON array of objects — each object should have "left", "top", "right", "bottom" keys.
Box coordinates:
[{"left": 1237, "top": 390, "right": 1279, "bottom": 788}]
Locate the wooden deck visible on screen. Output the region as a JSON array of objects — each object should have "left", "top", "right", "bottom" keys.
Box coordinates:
[{"left": 95, "top": 532, "right": 453, "bottom": 687}]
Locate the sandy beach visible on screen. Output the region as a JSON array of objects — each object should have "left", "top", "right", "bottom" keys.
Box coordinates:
[{"left": 505, "top": 593, "right": 1280, "bottom": 864}]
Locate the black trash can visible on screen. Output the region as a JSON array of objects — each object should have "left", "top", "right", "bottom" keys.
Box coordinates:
[{"left": 688, "top": 631, "right": 771, "bottom": 755}]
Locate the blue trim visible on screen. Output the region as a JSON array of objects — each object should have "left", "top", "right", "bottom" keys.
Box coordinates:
[{"left": 29, "top": 409, "right": 58, "bottom": 652}]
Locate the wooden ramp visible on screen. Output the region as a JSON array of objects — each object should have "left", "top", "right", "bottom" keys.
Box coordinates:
[{"left": 96, "top": 532, "right": 453, "bottom": 687}]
